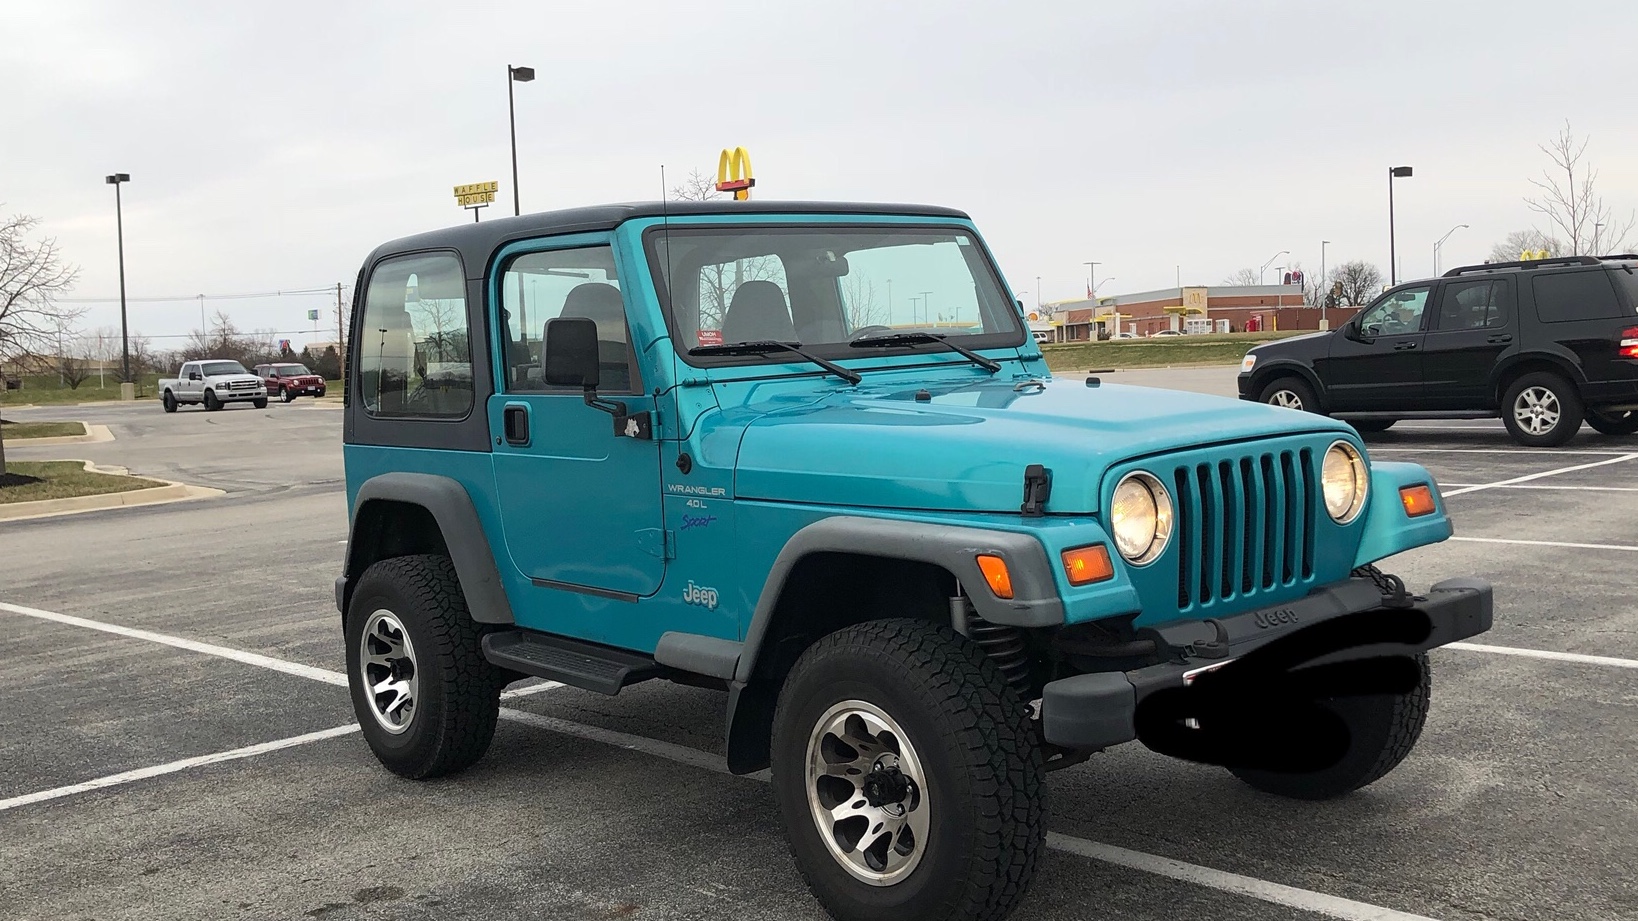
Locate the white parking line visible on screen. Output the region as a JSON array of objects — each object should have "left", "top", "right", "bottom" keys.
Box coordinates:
[
  {"left": 0, "top": 602, "right": 347, "bottom": 687},
  {"left": 1438, "top": 483, "right": 1638, "bottom": 492},
  {"left": 1441, "top": 453, "right": 1638, "bottom": 497},
  {"left": 0, "top": 724, "right": 360, "bottom": 812},
  {"left": 12, "top": 602, "right": 1634, "bottom": 920},
  {"left": 1370, "top": 447, "right": 1634, "bottom": 455},
  {"left": 1445, "top": 642, "right": 1638, "bottom": 670},
  {"left": 1449, "top": 536, "right": 1638, "bottom": 553}
]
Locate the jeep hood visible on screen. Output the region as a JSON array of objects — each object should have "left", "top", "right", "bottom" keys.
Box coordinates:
[{"left": 732, "top": 377, "right": 1352, "bottom": 513}]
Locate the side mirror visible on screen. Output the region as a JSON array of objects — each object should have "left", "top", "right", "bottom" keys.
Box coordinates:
[
  {"left": 543, "top": 317, "right": 600, "bottom": 388},
  {"left": 543, "top": 316, "right": 651, "bottom": 439}
]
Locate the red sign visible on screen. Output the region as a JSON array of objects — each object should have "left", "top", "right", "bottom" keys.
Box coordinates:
[{"left": 697, "top": 329, "right": 723, "bottom": 347}]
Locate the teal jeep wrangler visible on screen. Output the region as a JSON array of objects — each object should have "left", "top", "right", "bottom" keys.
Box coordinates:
[{"left": 337, "top": 200, "right": 1492, "bottom": 921}]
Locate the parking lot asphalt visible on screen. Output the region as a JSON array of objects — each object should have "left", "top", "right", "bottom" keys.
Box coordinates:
[{"left": 2, "top": 375, "right": 1635, "bottom": 921}]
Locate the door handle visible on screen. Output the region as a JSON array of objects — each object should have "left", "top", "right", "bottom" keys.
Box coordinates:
[
  {"left": 503, "top": 405, "right": 531, "bottom": 446},
  {"left": 1486, "top": 335, "right": 1513, "bottom": 344},
  {"left": 1393, "top": 342, "right": 1419, "bottom": 351}
]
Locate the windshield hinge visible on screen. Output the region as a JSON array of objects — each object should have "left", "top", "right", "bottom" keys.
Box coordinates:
[{"left": 1021, "top": 464, "right": 1052, "bottom": 517}]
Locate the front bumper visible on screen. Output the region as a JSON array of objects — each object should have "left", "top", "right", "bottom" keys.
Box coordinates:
[
  {"left": 1039, "top": 575, "right": 1492, "bottom": 752},
  {"left": 220, "top": 390, "right": 267, "bottom": 401}
]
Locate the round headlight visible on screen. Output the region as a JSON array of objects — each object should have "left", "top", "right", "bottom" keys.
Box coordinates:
[
  {"left": 1110, "top": 471, "right": 1174, "bottom": 565},
  {"left": 1321, "top": 441, "right": 1368, "bottom": 523}
]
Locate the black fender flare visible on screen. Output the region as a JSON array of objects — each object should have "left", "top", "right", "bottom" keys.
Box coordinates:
[
  {"left": 1489, "top": 350, "right": 1586, "bottom": 404},
  {"left": 1250, "top": 361, "right": 1327, "bottom": 404},
  {"left": 337, "top": 472, "right": 514, "bottom": 625},
  {"left": 722, "top": 515, "right": 1064, "bottom": 774}
]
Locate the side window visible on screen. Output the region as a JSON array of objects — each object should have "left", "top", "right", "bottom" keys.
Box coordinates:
[
  {"left": 1436, "top": 281, "right": 1509, "bottom": 331},
  {"left": 358, "top": 251, "right": 472, "bottom": 418},
  {"left": 1357, "top": 286, "right": 1431, "bottom": 336},
  {"left": 695, "top": 255, "right": 789, "bottom": 347},
  {"left": 1533, "top": 270, "right": 1623, "bottom": 322},
  {"left": 500, "top": 245, "right": 639, "bottom": 394}
]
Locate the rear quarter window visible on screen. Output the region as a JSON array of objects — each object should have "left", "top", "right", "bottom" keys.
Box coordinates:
[
  {"left": 1532, "top": 270, "right": 1624, "bottom": 323},
  {"left": 1613, "top": 268, "right": 1638, "bottom": 314}
]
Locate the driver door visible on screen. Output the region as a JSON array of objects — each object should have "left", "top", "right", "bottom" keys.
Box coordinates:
[{"left": 1318, "top": 285, "right": 1433, "bottom": 411}]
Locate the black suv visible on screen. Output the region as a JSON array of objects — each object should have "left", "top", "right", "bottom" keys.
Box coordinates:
[{"left": 1238, "top": 255, "right": 1638, "bottom": 446}]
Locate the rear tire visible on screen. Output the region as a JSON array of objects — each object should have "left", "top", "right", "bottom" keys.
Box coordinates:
[
  {"left": 1231, "top": 653, "right": 1431, "bottom": 800},
  {"left": 770, "top": 619, "right": 1044, "bottom": 921},
  {"left": 204, "top": 390, "right": 221, "bottom": 411},
  {"left": 345, "top": 554, "right": 505, "bottom": 779},
  {"left": 162, "top": 391, "right": 177, "bottom": 413},
  {"left": 1346, "top": 419, "right": 1396, "bottom": 433},
  {"left": 1501, "top": 372, "right": 1583, "bottom": 447},
  {"left": 1586, "top": 409, "right": 1638, "bottom": 436},
  {"left": 1258, "top": 376, "right": 1322, "bottom": 415}
]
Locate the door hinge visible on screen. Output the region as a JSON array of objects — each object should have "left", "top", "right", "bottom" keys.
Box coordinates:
[{"left": 637, "top": 528, "right": 675, "bottom": 560}]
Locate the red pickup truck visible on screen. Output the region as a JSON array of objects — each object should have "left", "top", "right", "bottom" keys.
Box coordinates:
[{"left": 254, "top": 363, "right": 328, "bottom": 402}]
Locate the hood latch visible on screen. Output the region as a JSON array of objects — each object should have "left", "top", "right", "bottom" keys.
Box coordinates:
[{"left": 1021, "top": 464, "right": 1053, "bottom": 517}]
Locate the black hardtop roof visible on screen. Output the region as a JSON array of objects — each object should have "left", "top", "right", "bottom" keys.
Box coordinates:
[
  {"left": 1441, "top": 254, "right": 1638, "bottom": 278},
  {"left": 364, "top": 200, "right": 973, "bottom": 271}
]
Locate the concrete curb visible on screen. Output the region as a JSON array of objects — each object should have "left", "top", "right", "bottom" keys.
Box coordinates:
[
  {"left": 7, "top": 424, "right": 115, "bottom": 447},
  {"left": 0, "top": 460, "right": 225, "bottom": 523}
]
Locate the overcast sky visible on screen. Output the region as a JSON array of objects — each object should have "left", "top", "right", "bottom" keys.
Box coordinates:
[{"left": 6, "top": 0, "right": 1637, "bottom": 350}]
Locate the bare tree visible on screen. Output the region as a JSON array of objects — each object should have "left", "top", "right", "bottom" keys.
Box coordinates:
[
  {"left": 1526, "top": 121, "right": 1636, "bottom": 256},
  {"left": 840, "top": 275, "right": 887, "bottom": 329},
  {"left": 669, "top": 169, "right": 722, "bottom": 202},
  {"left": 1486, "top": 229, "right": 1566, "bottom": 264},
  {"left": 1, "top": 212, "right": 82, "bottom": 476},
  {"left": 1222, "top": 268, "right": 1262, "bottom": 287},
  {"left": 1331, "top": 260, "right": 1383, "bottom": 306}
]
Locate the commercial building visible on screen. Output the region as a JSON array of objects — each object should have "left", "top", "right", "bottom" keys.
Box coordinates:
[{"left": 1046, "top": 284, "right": 1364, "bottom": 341}]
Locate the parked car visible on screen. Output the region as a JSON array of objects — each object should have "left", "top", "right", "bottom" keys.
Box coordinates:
[
  {"left": 336, "top": 200, "right": 1492, "bottom": 921},
  {"left": 1238, "top": 255, "right": 1638, "bottom": 446},
  {"left": 1151, "top": 329, "right": 1180, "bottom": 337},
  {"left": 158, "top": 360, "right": 267, "bottom": 412},
  {"left": 254, "top": 362, "right": 328, "bottom": 402}
]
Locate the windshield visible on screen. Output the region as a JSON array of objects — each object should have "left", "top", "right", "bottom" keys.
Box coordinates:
[
  {"left": 271, "top": 364, "right": 312, "bottom": 376},
  {"left": 201, "top": 361, "right": 249, "bottom": 376},
  {"left": 646, "top": 225, "right": 1024, "bottom": 362}
]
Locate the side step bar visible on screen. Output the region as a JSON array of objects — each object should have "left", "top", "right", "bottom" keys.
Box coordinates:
[{"left": 482, "top": 629, "right": 661, "bottom": 696}]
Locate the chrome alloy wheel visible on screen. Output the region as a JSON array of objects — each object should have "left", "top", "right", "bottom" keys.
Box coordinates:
[
  {"left": 1268, "top": 389, "right": 1304, "bottom": 410},
  {"left": 804, "top": 700, "right": 931, "bottom": 886},
  {"left": 358, "top": 609, "right": 418, "bottom": 734},
  {"left": 1513, "top": 386, "right": 1562, "bottom": 436}
]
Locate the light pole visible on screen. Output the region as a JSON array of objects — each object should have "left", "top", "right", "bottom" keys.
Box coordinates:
[
  {"left": 1388, "top": 166, "right": 1413, "bottom": 285},
  {"left": 105, "top": 173, "right": 131, "bottom": 389},
  {"left": 1260, "top": 250, "right": 1289, "bottom": 285},
  {"left": 1321, "top": 240, "right": 1331, "bottom": 326},
  {"left": 919, "top": 290, "right": 934, "bottom": 325},
  {"left": 1094, "top": 277, "right": 1115, "bottom": 295},
  {"left": 1035, "top": 276, "right": 1042, "bottom": 311},
  {"left": 1083, "top": 261, "right": 1100, "bottom": 299},
  {"left": 907, "top": 296, "right": 921, "bottom": 323},
  {"left": 1433, "top": 223, "right": 1468, "bottom": 275},
  {"left": 507, "top": 65, "right": 535, "bottom": 216}
]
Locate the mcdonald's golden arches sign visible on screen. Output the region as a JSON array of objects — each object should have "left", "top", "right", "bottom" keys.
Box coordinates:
[{"left": 716, "top": 147, "right": 755, "bottom": 200}]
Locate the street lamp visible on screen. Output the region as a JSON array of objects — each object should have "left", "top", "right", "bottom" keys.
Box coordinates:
[
  {"left": 1321, "top": 240, "right": 1331, "bottom": 326},
  {"left": 1389, "top": 166, "right": 1413, "bottom": 284},
  {"left": 919, "top": 290, "right": 934, "bottom": 324},
  {"left": 1260, "top": 250, "right": 1289, "bottom": 285},
  {"left": 507, "top": 65, "right": 535, "bottom": 216},
  {"left": 105, "top": 173, "right": 131, "bottom": 389},
  {"left": 1433, "top": 223, "right": 1468, "bottom": 275},
  {"left": 1094, "top": 277, "right": 1115, "bottom": 295},
  {"left": 1035, "top": 276, "right": 1042, "bottom": 311},
  {"left": 1083, "top": 261, "right": 1100, "bottom": 299}
]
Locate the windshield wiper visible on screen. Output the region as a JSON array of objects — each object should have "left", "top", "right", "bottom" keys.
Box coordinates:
[
  {"left": 689, "top": 340, "right": 863, "bottom": 385},
  {"left": 848, "top": 332, "right": 1003, "bottom": 373}
]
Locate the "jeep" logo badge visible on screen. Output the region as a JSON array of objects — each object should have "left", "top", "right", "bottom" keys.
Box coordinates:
[
  {"left": 682, "top": 581, "right": 720, "bottom": 610},
  {"left": 1253, "top": 609, "right": 1299, "bottom": 629}
]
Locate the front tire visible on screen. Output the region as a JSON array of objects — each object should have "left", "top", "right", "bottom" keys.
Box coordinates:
[
  {"left": 253, "top": 397, "right": 268, "bottom": 409},
  {"left": 1501, "top": 372, "right": 1583, "bottom": 447},
  {"left": 345, "top": 554, "right": 505, "bottom": 779},
  {"left": 770, "top": 619, "right": 1044, "bottom": 921},
  {"left": 162, "top": 391, "right": 177, "bottom": 413},
  {"left": 1259, "top": 376, "right": 1322, "bottom": 415},
  {"left": 1586, "top": 409, "right": 1638, "bottom": 436},
  {"left": 1231, "top": 653, "right": 1431, "bottom": 800},
  {"left": 282, "top": 386, "right": 296, "bottom": 403},
  {"left": 204, "top": 390, "right": 221, "bottom": 411}
]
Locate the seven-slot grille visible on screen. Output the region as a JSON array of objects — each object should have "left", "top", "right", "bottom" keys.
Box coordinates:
[{"left": 1172, "top": 447, "right": 1317, "bottom": 610}]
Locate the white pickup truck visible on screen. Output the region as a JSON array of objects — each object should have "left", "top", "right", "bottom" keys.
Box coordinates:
[{"left": 159, "top": 360, "right": 268, "bottom": 412}]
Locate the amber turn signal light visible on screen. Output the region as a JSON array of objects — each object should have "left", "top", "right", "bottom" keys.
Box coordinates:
[
  {"left": 976, "top": 554, "right": 1014, "bottom": 599},
  {"left": 1061, "top": 544, "right": 1115, "bottom": 586},
  {"left": 1400, "top": 484, "right": 1437, "bottom": 517}
]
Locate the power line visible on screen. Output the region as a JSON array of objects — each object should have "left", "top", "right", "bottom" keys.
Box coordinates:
[{"left": 58, "top": 286, "right": 346, "bottom": 304}]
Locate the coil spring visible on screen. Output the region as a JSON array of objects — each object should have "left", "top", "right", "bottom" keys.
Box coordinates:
[{"left": 968, "top": 613, "right": 1032, "bottom": 697}]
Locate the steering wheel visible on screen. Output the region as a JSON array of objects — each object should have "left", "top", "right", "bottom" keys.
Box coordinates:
[{"left": 847, "top": 325, "right": 897, "bottom": 341}]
